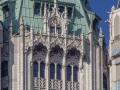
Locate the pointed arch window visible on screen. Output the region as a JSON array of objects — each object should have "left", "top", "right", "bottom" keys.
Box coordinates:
[
  {"left": 57, "top": 64, "right": 61, "bottom": 79},
  {"left": 50, "top": 18, "right": 61, "bottom": 34},
  {"left": 33, "top": 62, "right": 38, "bottom": 77},
  {"left": 50, "top": 63, "right": 55, "bottom": 79},
  {"left": 73, "top": 66, "right": 78, "bottom": 82},
  {"left": 67, "top": 65, "right": 71, "bottom": 81},
  {"left": 1, "top": 61, "right": 8, "bottom": 78},
  {"left": 40, "top": 62, "right": 45, "bottom": 78}
]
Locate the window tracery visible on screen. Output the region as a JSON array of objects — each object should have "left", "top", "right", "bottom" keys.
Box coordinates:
[
  {"left": 49, "top": 18, "right": 62, "bottom": 34},
  {"left": 33, "top": 61, "right": 38, "bottom": 77},
  {"left": 66, "top": 49, "right": 80, "bottom": 61}
]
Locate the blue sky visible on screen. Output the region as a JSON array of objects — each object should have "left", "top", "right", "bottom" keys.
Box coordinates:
[{"left": 89, "top": 0, "right": 118, "bottom": 46}]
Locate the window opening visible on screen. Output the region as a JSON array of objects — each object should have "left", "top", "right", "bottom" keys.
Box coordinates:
[
  {"left": 2, "top": 5, "right": 9, "bottom": 18},
  {"left": 67, "top": 7, "right": 72, "bottom": 19},
  {"left": 50, "top": 63, "right": 55, "bottom": 79},
  {"left": 1, "top": 61, "right": 8, "bottom": 78},
  {"left": 59, "top": 6, "right": 64, "bottom": 13},
  {"left": 2, "top": 88, "right": 8, "bottom": 90},
  {"left": 34, "top": 2, "right": 40, "bottom": 15},
  {"left": 50, "top": 26, "right": 55, "bottom": 33},
  {"left": 33, "top": 62, "right": 38, "bottom": 77},
  {"left": 73, "top": 66, "right": 78, "bottom": 82},
  {"left": 57, "top": 64, "right": 61, "bottom": 79},
  {"left": 40, "top": 62, "right": 45, "bottom": 78},
  {"left": 67, "top": 65, "right": 71, "bottom": 81}
]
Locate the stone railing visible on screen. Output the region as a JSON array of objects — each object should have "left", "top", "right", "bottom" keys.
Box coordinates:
[
  {"left": 67, "top": 81, "right": 79, "bottom": 90},
  {"left": 50, "top": 79, "right": 62, "bottom": 90},
  {"left": 33, "top": 77, "right": 46, "bottom": 89}
]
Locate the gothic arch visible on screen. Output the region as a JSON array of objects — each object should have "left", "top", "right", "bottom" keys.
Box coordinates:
[
  {"left": 33, "top": 43, "right": 47, "bottom": 62},
  {"left": 50, "top": 45, "right": 63, "bottom": 64},
  {"left": 66, "top": 48, "right": 80, "bottom": 66}
]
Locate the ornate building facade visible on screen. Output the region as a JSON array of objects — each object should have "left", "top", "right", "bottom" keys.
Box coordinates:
[
  {"left": 108, "top": 0, "right": 120, "bottom": 90},
  {"left": 0, "top": 0, "right": 108, "bottom": 90}
]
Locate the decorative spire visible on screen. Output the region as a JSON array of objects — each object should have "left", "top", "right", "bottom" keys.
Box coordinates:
[
  {"left": 54, "top": 0, "right": 58, "bottom": 8},
  {"left": 99, "top": 27, "right": 104, "bottom": 38},
  {"left": 64, "top": 6, "right": 67, "bottom": 19},
  {"left": 44, "top": 3, "right": 47, "bottom": 16},
  {"left": 117, "top": 0, "right": 120, "bottom": 8}
]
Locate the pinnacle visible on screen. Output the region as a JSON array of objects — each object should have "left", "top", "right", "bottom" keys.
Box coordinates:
[{"left": 117, "top": 0, "right": 120, "bottom": 8}]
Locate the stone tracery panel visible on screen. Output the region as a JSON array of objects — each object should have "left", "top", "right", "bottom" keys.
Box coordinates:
[
  {"left": 50, "top": 46, "right": 63, "bottom": 63},
  {"left": 33, "top": 44, "right": 47, "bottom": 62},
  {"left": 66, "top": 49, "right": 80, "bottom": 61}
]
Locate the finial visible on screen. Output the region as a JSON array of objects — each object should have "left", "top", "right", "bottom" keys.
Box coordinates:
[
  {"left": 20, "top": 15, "right": 24, "bottom": 25},
  {"left": 54, "top": 0, "right": 58, "bottom": 8},
  {"left": 64, "top": 6, "right": 67, "bottom": 19},
  {"left": 111, "top": 5, "right": 115, "bottom": 11},
  {"left": 30, "top": 25, "right": 33, "bottom": 33},
  {"left": 99, "top": 27, "right": 104, "bottom": 38},
  {"left": 73, "top": 31, "right": 75, "bottom": 39},
  {"left": 9, "top": 19, "right": 13, "bottom": 27},
  {"left": 89, "top": 23, "right": 93, "bottom": 33},
  {"left": 44, "top": 3, "right": 47, "bottom": 16},
  {"left": 117, "top": 0, "right": 120, "bottom": 9}
]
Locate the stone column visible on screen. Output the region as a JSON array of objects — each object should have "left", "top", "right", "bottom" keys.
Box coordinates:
[
  {"left": 79, "top": 55, "right": 84, "bottom": 90},
  {"left": 99, "top": 28, "right": 104, "bottom": 90},
  {"left": 46, "top": 50, "right": 50, "bottom": 90},
  {"left": 8, "top": 20, "right": 14, "bottom": 90},
  {"left": 62, "top": 51, "right": 67, "bottom": 90},
  {"left": 88, "top": 24, "right": 93, "bottom": 90}
]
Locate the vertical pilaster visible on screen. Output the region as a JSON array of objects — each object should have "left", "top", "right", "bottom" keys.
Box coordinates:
[
  {"left": 62, "top": 52, "right": 67, "bottom": 90},
  {"left": 19, "top": 15, "right": 25, "bottom": 90},
  {"left": 99, "top": 28, "right": 104, "bottom": 90},
  {"left": 79, "top": 55, "right": 84, "bottom": 90},
  {"left": 46, "top": 50, "right": 50, "bottom": 90},
  {"left": 88, "top": 23, "right": 93, "bottom": 90},
  {"left": 8, "top": 20, "right": 13, "bottom": 90},
  {"left": 27, "top": 25, "right": 34, "bottom": 90}
]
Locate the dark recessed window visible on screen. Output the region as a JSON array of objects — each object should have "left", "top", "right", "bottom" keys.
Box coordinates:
[
  {"left": 93, "top": 19, "right": 98, "bottom": 30},
  {"left": 2, "top": 5, "right": 9, "bottom": 18},
  {"left": 1, "top": 61, "right": 8, "bottom": 78},
  {"left": 57, "top": 64, "right": 61, "bottom": 79},
  {"left": 2, "top": 88, "right": 8, "bottom": 90},
  {"left": 67, "top": 65, "right": 71, "bottom": 81},
  {"left": 73, "top": 66, "right": 78, "bottom": 82},
  {"left": 59, "top": 6, "right": 64, "bottom": 13},
  {"left": 67, "top": 7, "right": 72, "bottom": 19},
  {"left": 34, "top": 3, "right": 40, "bottom": 15},
  {"left": 40, "top": 62, "right": 45, "bottom": 78},
  {"left": 57, "top": 27, "right": 61, "bottom": 34},
  {"left": 50, "top": 63, "right": 55, "bottom": 79},
  {"left": 33, "top": 62, "right": 38, "bottom": 77},
  {"left": 103, "top": 74, "right": 107, "bottom": 90},
  {"left": 50, "top": 26, "right": 55, "bottom": 33},
  {"left": 50, "top": 5, "right": 54, "bottom": 11}
]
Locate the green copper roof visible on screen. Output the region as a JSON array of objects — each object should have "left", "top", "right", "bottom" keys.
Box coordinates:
[{"left": 0, "top": 0, "right": 102, "bottom": 44}]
